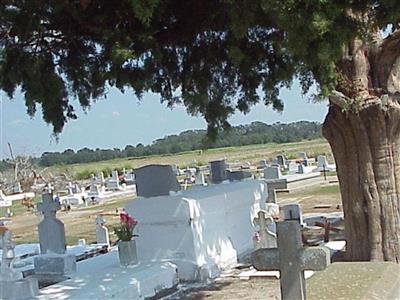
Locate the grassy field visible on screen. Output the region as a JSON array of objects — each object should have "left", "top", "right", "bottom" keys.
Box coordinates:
[{"left": 48, "top": 138, "right": 332, "bottom": 179}]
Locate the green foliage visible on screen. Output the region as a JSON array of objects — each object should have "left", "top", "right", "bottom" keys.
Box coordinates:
[
  {"left": 39, "top": 121, "right": 322, "bottom": 166},
  {"left": 1, "top": 1, "right": 399, "bottom": 136},
  {"left": 75, "top": 169, "right": 93, "bottom": 180}
]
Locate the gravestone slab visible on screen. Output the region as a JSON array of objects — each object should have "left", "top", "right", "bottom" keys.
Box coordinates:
[
  {"left": 307, "top": 262, "right": 400, "bottom": 300},
  {"left": 210, "top": 159, "right": 227, "bottom": 183},
  {"left": 37, "top": 192, "right": 66, "bottom": 254},
  {"left": 135, "top": 165, "right": 181, "bottom": 198},
  {"left": 264, "top": 166, "right": 282, "bottom": 180}
]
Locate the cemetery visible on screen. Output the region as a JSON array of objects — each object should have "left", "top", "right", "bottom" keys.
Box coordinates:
[{"left": 0, "top": 151, "right": 398, "bottom": 300}]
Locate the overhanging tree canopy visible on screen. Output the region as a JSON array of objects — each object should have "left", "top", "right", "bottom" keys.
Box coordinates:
[{"left": 1, "top": 1, "right": 400, "bottom": 262}]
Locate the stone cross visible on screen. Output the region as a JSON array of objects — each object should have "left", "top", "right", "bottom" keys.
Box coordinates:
[
  {"left": 37, "top": 192, "right": 66, "bottom": 254},
  {"left": 253, "top": 210, "right": 277, "bottom": 249},
  {"left": 252, "top": 220, "right": 330, "bottom": 300}
]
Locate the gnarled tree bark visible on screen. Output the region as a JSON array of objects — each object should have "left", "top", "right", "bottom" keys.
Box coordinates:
[{"left": 322, "top": 30, "right": 400, "bottom": 262}]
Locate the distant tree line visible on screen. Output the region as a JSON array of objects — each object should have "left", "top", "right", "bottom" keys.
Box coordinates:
[{"left": 36, "top": 121, "right": 321, "bottom": 167}]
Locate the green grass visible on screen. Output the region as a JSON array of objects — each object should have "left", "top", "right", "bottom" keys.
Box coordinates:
[{"left": 44, "top": 138, "right": 333, "bottom": 180}]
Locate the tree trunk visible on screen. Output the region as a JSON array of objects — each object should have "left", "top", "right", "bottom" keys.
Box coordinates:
[{"left": 323, "top": 99, "right": 400, "bottom": 262}]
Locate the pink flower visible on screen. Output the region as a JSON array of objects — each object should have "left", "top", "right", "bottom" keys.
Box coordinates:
[{"left": 120, "top": 212, "right": 129, "bottom": 224}]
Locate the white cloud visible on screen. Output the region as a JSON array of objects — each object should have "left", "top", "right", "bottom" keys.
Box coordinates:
[{"left": 112, "top": 111, "right": 121, "bottom": 117}]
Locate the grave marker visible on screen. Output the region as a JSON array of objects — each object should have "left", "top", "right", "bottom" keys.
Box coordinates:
[
  {"left": 252, "top": 221, "right": 330, "bottom": 300},
  {"left": 210, "top": 159, "right": 227, "bottom": 183},
  {"left": 264, "top": 166, "right": 282, "bottom": 180},
  {"left": 253, "top": 210, "right": 277, "bottom": 249},
  {"left": 135, "top": 165, "right": 181, "bottom": 197},
  {"left": 37, "top": 192, "right": 66, "bottom": 254},
  {"left": 95, "top": 215, "right": 110, "bottom": 246}
]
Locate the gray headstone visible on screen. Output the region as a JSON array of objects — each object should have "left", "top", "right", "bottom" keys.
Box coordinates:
[
  {"left": 276, "top": 155, "right": 286, "bottom": 167},
  {"left": 264, "top": 166, "right": 282, "bottom": 180},
  {"left": 210, "top": 159, "right": 227, "bottom": 183},
  {"left": 37, "top": 192, "right": 66, "bottom": 255},
  {"left": 281, "top": 204, "right": 304, "bottom": 225},
  {"left": 252, "top": 221, "right": 330, "bottom": 300},
  {"left": 134, "top": 165, "right": 181, "bottom": 198}
]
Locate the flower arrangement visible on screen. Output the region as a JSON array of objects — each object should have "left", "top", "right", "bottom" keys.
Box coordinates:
[{"left": 113, "top": 212, "right": 138, "bottom": 242}]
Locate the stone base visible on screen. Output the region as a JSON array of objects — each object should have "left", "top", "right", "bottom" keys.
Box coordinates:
[
  {"left": 307, "top": 262, "right": 400, "bottom": 300},
  {"left": 34, "top": 254, "right": 76, "bottom": 275},
  {"left": 0, "top": 277, "right": 39, "bottom": 300}
]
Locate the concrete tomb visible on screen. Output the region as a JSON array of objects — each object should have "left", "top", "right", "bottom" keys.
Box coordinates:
[
  {"left": 87, "top": 178, "right": 105, "bottom": 203},
  {"left": 298, "top": 164, "right": 315, "bottom": 174},
  {"left": 95, "top": 215, "right": 110, "bottom": 247},
  {"left": 106, "top": 170, "right": 121, "bottom": 191},
  {"left": 313, "top": 155, "right": 336, "bottom": 172},
  {"left": 252, "top": 220, "right": 330, "bottom": 300},
  {"left": 126, "top": 178, "right": 267, "bottom": 281},
  {"left": 135, "top": 164, "right": 181, "bottom": 198},
  {"left": 0, "top": 228, "right": 39, "bottom": 299},
  {"left": 210, "top": 159, "right": 227, "bottom": 183}
]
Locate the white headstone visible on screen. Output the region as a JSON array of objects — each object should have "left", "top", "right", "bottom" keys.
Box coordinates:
[
  {"left": 317, "top": 155, "right": 328, "bottom": 168},
  {"left": 194, "top": 171, "right": 206, "bottom": 186},
  {"left": 95, "top": 215, "right": 110, "bottom": 246},
  {"left": 288, "top": 162, "right": 298, "bottom": 174},
  {"left": 37, "top": 192, "right": 66, "bottom": 254},
  {"left": 264, "top": 166, "right": 282, "bottom": 180},
  {"left": 106, "top": 170, "right": 120, "bottom": 191}
]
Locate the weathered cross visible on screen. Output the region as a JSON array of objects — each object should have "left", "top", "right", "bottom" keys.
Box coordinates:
[
  {"left": 252, "top": 220, "right": 330, "bottom": 300},
  {"left": 37, "top": 192, "right": 61, "bottom": 218},
  {"left": 253, "top": 209, "right": 278, "bottom": 249}
]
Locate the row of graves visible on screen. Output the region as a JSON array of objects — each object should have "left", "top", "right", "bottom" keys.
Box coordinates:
[
  {"left": 59, "top": 169, "right": 136, "bottom": 207},
  {"left": 1, "top": 159, "right": 399, "bottom": 299},
  {"left": 262, "top": 153, "right": 336, "bottom": 192}
]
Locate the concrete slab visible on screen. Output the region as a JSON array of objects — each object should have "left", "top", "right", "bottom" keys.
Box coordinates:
[
  {"left": 307, "top": 262, "right": 400, "bottom": 300},
  {"left": 38, "top": 250, "right": 178, "bottom": 299}
]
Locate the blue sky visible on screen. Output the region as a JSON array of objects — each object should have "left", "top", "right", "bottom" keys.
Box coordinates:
[{"left": 1, "top": 82, "right": 328, "bottom": 158}]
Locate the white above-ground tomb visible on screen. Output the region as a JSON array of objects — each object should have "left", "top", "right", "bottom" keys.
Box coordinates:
[{"left": 125, "top": 177, "right": 268, "bottom": 281}]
